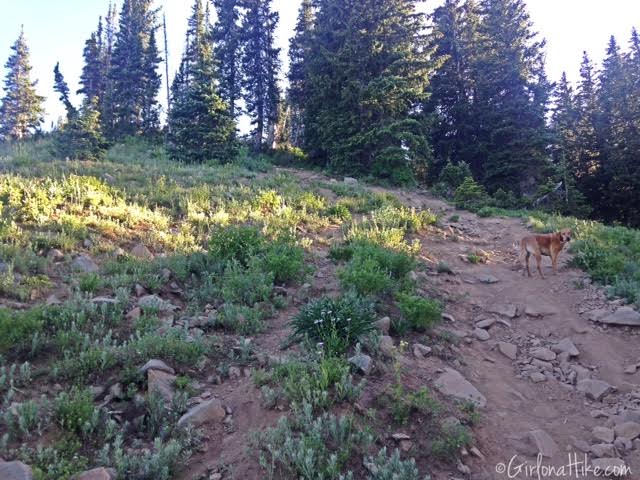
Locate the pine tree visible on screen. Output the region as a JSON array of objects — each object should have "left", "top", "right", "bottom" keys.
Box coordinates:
[
  {"left": 241, "top": 0, "right": 281, "bottom": 152},
  {"left": 428, "top": 0, "right": 480, "bottom": 180},
  {"left": 109, "top": 0, "right": 162, "bottom": 137},
  {"left": 471, "top": 0, "right": 552, "bottom": 193},
  {"left": 78, "top": 21, "right": 104, "bottom": 102},
  {"left": 167, "top": 0, "right": 237, "bottom": 163},
  {"left": 0, "top": 29, "right": 45, "bottom": 142},
  {"left": 213, "top": 0, "right": 242, "bottom": 119},
  {"left": 303, "top": 0, "right": 435, "bottom": 183},
  {"left": 54, "top": 62, "right": 76, "bottom": 118},
  {"left": 287, "top": 0, "right": 314, "bottom": 147}
]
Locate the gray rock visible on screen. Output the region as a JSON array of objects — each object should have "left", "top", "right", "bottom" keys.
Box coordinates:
[
  {"left": 349, "top": 354, "right": 373, "bottom": 375},
  {"left": 597, "top": 307, "right": 640, "bottom": 327},
  {"left": 614, "top": 422, "right": 640, "bottom": 440},
  {"left": 130, "top": 243, "right": 154, "bottom": 260},
  {"left": 530, "top": 372, "right": 547, "bottom": 383},
  {"left": 138, "top": 295, "right": 178, "bottom": 312},
  {"left": 577, "top": 379, "right": 615, "bottom": 401},
  {"left": 486, "top": 303, "right": 518, "bottom": 318},
  {"left": 570, "top": 364, "right": 592, "bottom": 383},
  {"left": 531, "top": 359, "right": 553, "bottom": 371},
  {"left": 413, "top": 343, "right": 432, "bottom": 358},
  {"left": 46, "top": 249, "right": 64, "bottom": 262},
  {"left": 177, "top": 398, "right": 226, "bottom": 428},
  {"left": 375, "top": 317, "right": 391, "bottom": 335},
  {"left": 527, "top": 429, "right": 558, "bottom": 458},
  {"left": 624, "top": 365, "right": 638, "bottom": 374},
  {"left": 72, "top": 255, "right": 99, "bottom": 273},
  {"left": 0, "top": 461, "right": 33, "bottom": 480},
  {"left": 590, "top": 443, "right": 616, "bottom": 458},
  {"left": 475, "top": 317, "right": 496, "bottom": 329},
  {"left": 379, "top": 335, "right": 395, "bottom": 358},
  {"left": 139, "top": 359, "right": 175, "bottom": 375},
  {"left": 530, "top": 347, "right": 557, "bottom": 362},
  {"left": 552, "top": 338, "right": 580, "bottom": 357},
  {"left": 343, "top": 177, "right": 358, "bottom": 185},
  {"left": 473, "top": 328, "right": 490, "bottom": 341},
  {"left": 228, "top": 366, "right": 242, "bottom": 380},
  {"left": 614, "top": 437, "right": 633, "bottom": 451},
  {"left": 574, "top": 439, "right": 591, "bottom": 453},
  {"left": 585, "top": 309, "right": 608, "bottom": 322},
  {"left": 91, "top": 296, "right": 119, "bottom": 305},
  {"left": 147, "top": 369, "right": 176, "bottom": 403},
  {"left": 434, "top": 368, "right": 486, "bottom": 408},
  {"left": 591, "top": 458, "right": 629, "bottom": 477},
  {"left": 498, "top": 342, "right": 518, "bottom": 360},
  {"left": 476, "top": 274, "right": 499, "bottom": 284},
  {"left": 75, "top": 467, "right": 117, "bottom": 480},
  {"left": 593, "top": 426, "right": 615, "bottom": 443},
  {"left": 524, "top": 304, "right": 558, "bottom": 318}
]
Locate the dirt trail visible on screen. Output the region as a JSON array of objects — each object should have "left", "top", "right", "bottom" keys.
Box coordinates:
[{"left": 185, "top": 170, "right": 640, "bottom": 479}]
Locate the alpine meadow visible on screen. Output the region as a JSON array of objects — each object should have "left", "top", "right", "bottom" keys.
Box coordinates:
[{"left": 1, "top": 1, "right": 640, "bottom": 479}]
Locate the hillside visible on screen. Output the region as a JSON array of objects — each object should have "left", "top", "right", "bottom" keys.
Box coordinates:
[{"left": 0, "top": 141, "right": 638, "bottom": 479}]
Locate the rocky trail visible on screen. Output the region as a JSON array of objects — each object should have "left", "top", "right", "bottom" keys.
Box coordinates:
[{"left": 180, "top": 170, "right": 640, "bottom": 480}]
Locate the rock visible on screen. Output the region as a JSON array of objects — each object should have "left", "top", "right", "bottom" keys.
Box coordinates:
[
  {"left": 47, "top": 249, "right": 64, "bottom": 262},
  {"left": 570, "top": 364, "right": 592, "bottom": 383},
  {"left": 147, "top": 369, "right": 176, "bottom": 403},
  {"left": 577, "top": 379, "right": 615, "bottom": 401},
  {"left": 92, "top": 297, "right": 119, "bottom": 305},
  {"left": 530, "top": 347, "right": 556, "bottom": 362},
  {"left": 108, "top": 383, "right": 124, "bottom": 399},
  {"left": 457, "top": 460, "right": 471, "bottom": 475},
  {"left": 531, "top": 359, "right": 553, "bottom": 371},
  {"left": 343, "top": 177, "right": 358, "bottom": 185},
  {"left": 138, "top": 359, "right": 175, "bottom": 375},
  {"left": 624, "top": 365, "right": 637, "bottom": 374},
  {"left": 391, "top": 432, "right": 411, "bottom": 441},
  {"left": 46, "top": 295, "right": 62, "bottom": 306},
  {"left": 130, "top": 243, "right": 154, "bottom": 260},
  {"left": 125, "top": 307, "right": 142, "bottom": 321},
  {"left": 475, "top": 317, "right": 496, "bottom": 329},
  {"left": 552, "top": 338, "right": 580, "bottom": 357},
  {"left": 72, "top": 255, "right": 99, "bottom": 273},
  {"left": 349, "top": 354, "right": 373, "bottom": 375},
  {"left": 375, "top": 317, "right": 391, "bottom": 335},
  {"left": 135, "top": 284, "right": 147, "bottom": 297},
  {"left": 597, "top": 307, "right": 640, "bottom": 327},
  {"left": 498, "top": 342, "right": 518, "bottom": 360},
  {"left": 476, "top": 274, "right": 499, "bottom": 284},
  {"left": 470, "top": 446, "right": 485, "bottom": 460},
  {"left": 473, "top": 328, "right": 490, "bottom": 341},
  {"left": 614, "top": 437, "right": 633, "bottom": 451},
  {"left": 486, "top": 303, "right": 518, "bottom": 318},
  {"left": 527, "top": 429, "right": 558, "bottom": 458},
  {"left": 593, "top": 426, "right": 615, "bottom": 443},
  {"left": 75, "top": 467, "right": 117, "bottom": 480},
  {"left": 113, "top": 247, "right": 125, "bottom": 258},
  {"left": 524, "top": 305, "right": 558, "bottom": 318},
  {"left": 0, "top": 461, "right": 33, "bottom": 480},
  {"left": 413, "top": 343, "right": 432, "bottom": 358},
  {"left": 591, "top": 458, "right": 628, "bottom": 477},
  {"left": 138, "top": 295, "right": 178, "bottom": 312},
  {"left": 614, "top": 422, "right": 640, "bottom": 440},
  {"left": 228, "top": 366, "right": 242, "bottom": 380},
  {"left": 574, "top": 439, "right": 591, "bottom": 453},
  {"left": 434, "top": 368, "right": 486, "bottom": 408},
  {"left": 590, "top": 443, "right": 616, "bottom": 458},
  {"left": 177, "top": 398, "right": 226, "bottom": 428},
  {"left": 161, "top": 268, "right": 172, "bottom": 281},
  {"left": 442, "top": 313, "right": 456, "bottom": 322},
  {"left": 379, "top": 335, "right": 395, "bottom": 358},
  {"left": 585, "top": 309, "right": 608, "bottom": 322},
  {"left": 530, "top": 372, "right": 547, "bottom": 383}
]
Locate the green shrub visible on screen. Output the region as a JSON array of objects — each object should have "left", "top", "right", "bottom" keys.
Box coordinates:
[
  {"left": 222, "top": 259, "right": 274, "bottom": 306},
  {"left": 54, "top": 388, "right": 101, "bottom": 438},
  {"left": 453, "top": 177, "right": 490, "bottom": 212},
  {"left": 431, "top": 423, "right": 473, "bottom": 460},
  {"left": 0, "top": 307, "right": 44, "bottom": 354},
  {"left": 396, "top": 294, "right": 442, "bottom": 332},
  {"left": 438, "top": 161, "right": 472, "bottom": 190},
  {"left": 364, "top": 448, "right": 427, "bottom": 480},
  {"left": 326, "top": 204, "right": 352, "bottom": 222},
  {"left": 220, "top": 303, "right": 267, "bottom": 335},
  {"left": 208, "top": 225, "right": 264, "bottom": 266},
  {"left": 260, "top": 238, "right": 305, "bottom": 284},
  {"left": 78, "top": 273, "right": 101, "bottom": 293},
  {"left": 289, "top": 293, "right": 376, "bottom": 356},
  {"left": 339, "top": 256, "right": 394, "bottom": 296}
]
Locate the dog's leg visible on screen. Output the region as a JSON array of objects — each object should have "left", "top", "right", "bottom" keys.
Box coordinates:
[
  {"left": 552, "top": 252, "right": 558, "bottom": 274},
  {"left": 525, "top": 252, "right": 532, "bottom": 277},
  {"left": 535, "top": 253, "right": 544, "bottom": 278}
]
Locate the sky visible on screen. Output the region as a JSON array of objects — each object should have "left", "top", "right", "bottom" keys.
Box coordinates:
[{"left": 1, "top": 0, "right": 639, "bottom": 130}]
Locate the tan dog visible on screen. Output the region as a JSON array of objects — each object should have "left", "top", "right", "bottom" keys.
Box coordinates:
[{"left": 519, "top": 228, "right": 572, "bottom": 278}]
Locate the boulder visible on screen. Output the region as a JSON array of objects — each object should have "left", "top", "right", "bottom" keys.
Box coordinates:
[
  {"left": 614, "top": 422, "right": 640, "bottom": 440},
  {"left": 476, "top": 274, "right": 499, "bottom": 284},
  {"left": 379, "top": 335, "right": 395, "bottom": 358},
  {"left": 498, "top": 342, "right": 518, "bottom": 360},
  {"left": 530, "top": 372, "right": 547, "bottom": 383},
  {"left": 130, "top": 243, "right": 154, "bottom": 260},
  {"left": 72, "top": 255, "right": 99, "bottom": 273},
  {"left": 524, "top": 305, "right": 558, "bottom": 318},
  {"left": 577, "top": 379, "right": 615, "bottom": 401},
  {"left": 138, "top": 359, "right": 175, "bottom": 375},
  {"left": 585, "top": 309, "right": 608, "bottom": 322},
  {"left": 375, "top": 317, "right": 391, "bottom": 335},
  {"left": 177, "top": 398, "right": 226, "bottom": 428},
  {"left": 348, "top": 354, "right": 373, "bottom": 375},
  {"left": 46, "top": 249, "right": 64, "bottom": 262},
  {"left": 75, "top": 468, "right": 117, "bottom": 480},
  {"left": 527, "top": 429, "right": 558, "bottom": 458},
  {"left": 486, "top": 303, "right": 518, "bottom": 318},
  {"left": 597, "top": 307, "right": 640, "bottom": 327},
  {"left": 434, "top": 368, "right": 486, "bottom": 407},
  {"left": 138, "top": 295, "right": 178, "bottom": 312},
  {"left": 475, "top": 317, "right": 496, "bottom": 329},
  {"left": 343, "top": 177, "right": 358, "bottom": 185},
  {"left": 590, "top": 444, "right": 616, "bottom": 458},
  {"left": 413, "top": 343, "right": 432, "bottom": 358},
  {"left": 0, "top": 461, "right": 33, "bottom": 480},
  {"left": 593, "top": 426, "right": 615, "bottom": 443},
  {"left": 147, "top": 369, "right": 176, "bottom": 403},
  {"left": 552, "top": 338, "right": 580, "bottom": 357},
  {"left": 473, "top": 328, "right": 490, "bottom": 341},
  {"left": 530, "top": 347, "right": 556, "bottom": 362}
]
